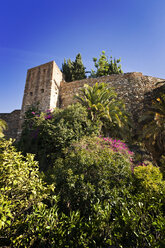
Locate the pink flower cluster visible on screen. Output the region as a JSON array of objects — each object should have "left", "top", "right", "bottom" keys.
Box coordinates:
[
  {"left": 31, "top": 111, "right": 52, "bottom": 120},
  {"left": 31, "top": 112, "right": 40, "bottom": 117},
  {"left": 44, "top": 114, "right": 53, "bottom": 120},
  {"left": 45, "top": 109, "right": 53, "bottom": 120},
  {"left": 98, "top": 136, "right": 134, "bottom": 161}
]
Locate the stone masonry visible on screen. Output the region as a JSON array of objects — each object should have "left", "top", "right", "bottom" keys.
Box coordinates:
[
  {"left": 60, "top": 72, "right": 165, "bottom": 122},
  {"left": 0, "top": 61, "right": 165, "bottom": 139},
  {"left": 21, "top": 61, "right": 63, "bottom": 114},
  {"left": 0, "top": 110, "right": 21, "bottom": 139}
]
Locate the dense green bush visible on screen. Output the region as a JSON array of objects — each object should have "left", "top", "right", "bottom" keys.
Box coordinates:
[
  {"left": 46, "top": 136, "right": 133, "bottom": 215},
  {"left": 1, "top": 138, "right": 165, "bottom": 247},
  {"left": 19, "top": 103, "right": 101, "bottom": 170},
  {"left": 43, "top": 137, "right": 165, "bottom": 247},
  {"left": 0, "top": 139, "right": 54, "bottom": 246},
  {"left": 160, "top": 156, "right": 165, "bottom": 178}
]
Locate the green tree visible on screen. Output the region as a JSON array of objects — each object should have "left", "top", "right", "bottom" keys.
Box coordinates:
[
  {"left": 62, "top": 58, "right": 73, "bottom": 82},
  {"left": 91, "top": 50, "right": 123, "bottom": 77},
  {"left": 140, "top": 93, "right": 165, "bottom": 161},
  {"left": 72, "top": 53, "right": 86, "bottom": 81},
  {"left": 62, "top": 53, "right": 86, "bottom": 82}
]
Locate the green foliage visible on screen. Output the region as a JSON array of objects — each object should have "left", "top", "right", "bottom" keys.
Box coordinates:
[
  {"left": 1, "top": 138, "right": 165, "bottom": 247},
  {"left": 134, "top": 163, "right": 165, "bottom": 193},
  {"left": 10, "top": 199, "right": 86, "bottom": 248},
  {"left": 62, "top": 53, "right": 86, "bottom": 82},
  {"left": 44, "top": 137, "right": 165, "bottom": 247},
  {"left": 19, "top": 103, "right": 100, "bottom": 170},
  {"left": 160, "top": 156, "right": 165, "bottom": 178},
  {"left": 3, "top": 84, "right": 165, "bottom": 246},
  {"left": 0, "top": 139, "right": 53, "bottom": 245},
  {"left": 140, "top": 93, "right": 165, "bottom": 160},
  {"left": 0, "top": 119, "right": 7, "bottom": 138},
  {"left": 46, "top": 136, "right": 133, "bottom": 215},
  {"left": 62, "top": 58, "right": 73, "bottom": 82},
  {"left": 75, "top": 82, "right": 132, "bottom": 139},
  {"left": 91, "top": 51, "right": 123, "bottom": 77}
]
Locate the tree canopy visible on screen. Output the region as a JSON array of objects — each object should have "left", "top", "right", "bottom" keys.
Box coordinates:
[
  {"left": 62, "top": 53, "right": 86, "bottom": 82},
  {"left": 61, "top": 51, "right": 123, "bottom": 82},
  {"left": 91, "top": 51, "right": 123, "bottom": 77}
]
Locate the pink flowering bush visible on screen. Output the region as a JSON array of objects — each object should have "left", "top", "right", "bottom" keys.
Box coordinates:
[{"left": 97, "top": 136, "right": 134, "bottom": 161}]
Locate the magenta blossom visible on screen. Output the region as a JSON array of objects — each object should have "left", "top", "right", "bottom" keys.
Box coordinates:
[
  {"left": 97, "top": 136, "right": 134, "bottom": 162},
  {"left": 45, "top": 114, "right": 53, "bottom": 120}
]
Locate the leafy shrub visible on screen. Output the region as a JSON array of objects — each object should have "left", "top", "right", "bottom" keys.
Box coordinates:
[
  {"left": 134, "top": 162, "right": 165, "bottom": 193},
  {"left": 1, "top": 139, "right": 165, "bottom": 247},
  {"left": 160, "top": 155, "right": 165, "bottom": 178},
  {"left": 19, "top": 103, "right": 101, "bottom": 170},
  {"left": 0, "top": 139, "right": 53, "bottom": 246},
  {"left": 46, "top": 136, "right": 133, "bottom": 215}
]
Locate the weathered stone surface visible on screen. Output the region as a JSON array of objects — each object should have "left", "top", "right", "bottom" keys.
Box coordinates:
[
  {"left": 60, "top": 72, "right": 165, "bottom": 123},
  {"left": 21, "top": 61, "right": 63, "bottom": 114},
  {"left": 0, "top": 110, "right": 20, "bottom": 139}
]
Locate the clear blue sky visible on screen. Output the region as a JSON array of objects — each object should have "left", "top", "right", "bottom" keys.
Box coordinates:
[{"left": 0, "top": 0, "right": 165, "bottom": 112}]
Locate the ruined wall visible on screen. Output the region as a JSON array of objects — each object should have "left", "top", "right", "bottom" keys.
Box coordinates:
[
  {"left": 0, "top": 110, "right": 20, "bottom": 139},
  {"left": 60, "top": 72, "right": 165, "bottom": 122},
  {"left": 1, "top": 59, "right": 164, "bottom": 141}
]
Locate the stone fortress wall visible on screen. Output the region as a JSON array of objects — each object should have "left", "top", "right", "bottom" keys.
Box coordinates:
[
  {"left": 0, "top": 61, "right": 165, "bottom": 139},
  {"left": 60, "top": 72, "right": 165, "bottom": 122}
]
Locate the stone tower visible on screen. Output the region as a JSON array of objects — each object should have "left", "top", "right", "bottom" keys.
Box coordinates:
[{"left": 21, "top": 61, "right": 63, "bottom": 115}]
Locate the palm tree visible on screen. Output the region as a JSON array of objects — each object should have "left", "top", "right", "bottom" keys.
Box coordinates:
[
  {"left": 0, "top": 119, "right": 7, "bottom": 138},
  {"left": 75, "top": 82, "right": 131, "bottom": 139},
  {"left": 75, "top": 83, "right": 116, "bottom": 120},
  {"left": 140, "top": 94, "right": 165, "bottom": 159}
]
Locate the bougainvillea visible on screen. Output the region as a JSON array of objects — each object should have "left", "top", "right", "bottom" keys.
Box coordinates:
[{"left": 98, "top": 136, "right": 134, "bottom": 160}]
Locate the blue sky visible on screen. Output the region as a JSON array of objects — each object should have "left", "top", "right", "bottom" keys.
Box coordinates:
[{"left": 0, "top": 0, "right": 165, "bottom": 112}]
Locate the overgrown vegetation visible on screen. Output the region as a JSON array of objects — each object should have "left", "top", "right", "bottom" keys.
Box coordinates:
[
  {"left": 1, "top": 83, "right": 165, "bottom": 247},
  {"left": 18, "top": 103, "right": 101, "bottom": 170},
  {"left": 139, "top": 93, "right": 165, "bottom": 162}
]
